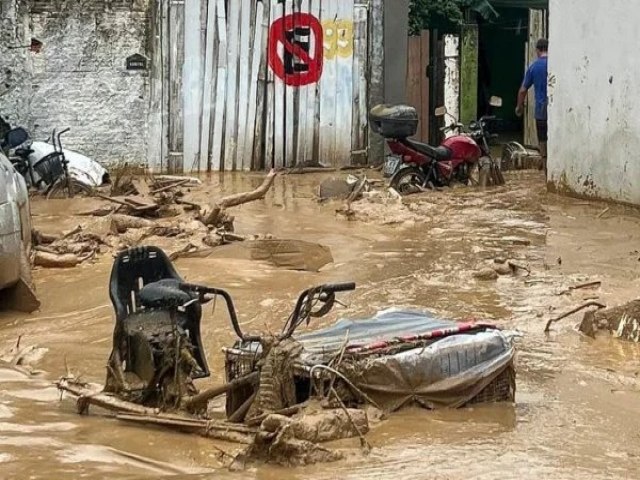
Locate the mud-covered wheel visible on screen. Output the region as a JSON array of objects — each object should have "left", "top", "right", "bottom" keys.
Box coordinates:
[
  {"left": 389, "top": 167, "right": 427, "bottom": 196},
  {"left": 46, "top": 178, "right": 94, "bottom": 199},
  {"left": 454, "top": 163, "right": 473, "bottom": 186}
]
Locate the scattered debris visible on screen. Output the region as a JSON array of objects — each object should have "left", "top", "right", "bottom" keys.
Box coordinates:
[
  {"left": 501, "top": 142, "right": 542, "bottom": 171},
  {"left": 579, "top": 300, "right": 640, "bottom": 341},
  {"left": 544, "top": 301, "right": 607, "bottom": 332},
  {"left": 29, "top": 170, "right": 280, "bottom": 270},
  {"left": 473, "top": 268, "right": 499, "bottom": 281},
  {"left": 558, "top": 280, "right": 602, "bottom": 296},
  {"left": 0, "top": 337, "right": 47, "bottom": 376}
]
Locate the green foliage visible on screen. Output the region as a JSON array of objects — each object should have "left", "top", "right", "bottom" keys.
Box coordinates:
[{"left": 409, "top": 0, "right": 498, "bottom": 35}]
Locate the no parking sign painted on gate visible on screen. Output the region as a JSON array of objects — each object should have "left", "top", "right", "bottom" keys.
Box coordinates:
[{"left": 268, "top": 13, "right": 323, "bottom": 87}]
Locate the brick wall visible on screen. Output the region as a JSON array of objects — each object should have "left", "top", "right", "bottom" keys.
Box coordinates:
[{"left": 2, "top": 0, "right": 152, "bottom": 166}]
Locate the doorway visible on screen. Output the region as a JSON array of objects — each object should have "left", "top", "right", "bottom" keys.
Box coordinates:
[{"left": 477, "top": 7, "right": 529, "bottom": 142}]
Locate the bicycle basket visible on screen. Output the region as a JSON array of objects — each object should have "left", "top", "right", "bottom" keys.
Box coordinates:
[{"left": 33, "top": 152, "right": 65, "bottom": 186}]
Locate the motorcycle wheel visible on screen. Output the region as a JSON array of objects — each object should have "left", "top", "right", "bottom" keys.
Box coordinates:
[
  {"left": 454, "top": 163, "right": 472, "bottom": 185},
  {"left": 46, "top": 178, "right": 95, "bottom": 199},
  {"left": 389, "top": 167, "right": 427, "bottom": 196}
]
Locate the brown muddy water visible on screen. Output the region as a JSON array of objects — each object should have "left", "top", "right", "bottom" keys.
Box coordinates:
[{"left": 2, "top": 171, "right": 640, "bottom": 479}]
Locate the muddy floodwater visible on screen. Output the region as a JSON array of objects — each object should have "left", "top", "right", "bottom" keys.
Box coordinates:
[{"left": 2, "top": 171, "right": 640, "bottom": 479}]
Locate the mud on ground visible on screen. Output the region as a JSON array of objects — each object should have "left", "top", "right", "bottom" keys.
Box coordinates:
[{"left": 1, "top": 171, "right": 640, "bottom": 479}]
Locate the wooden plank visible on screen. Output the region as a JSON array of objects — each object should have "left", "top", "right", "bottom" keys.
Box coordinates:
[
  {"left": 351, "top": 3, "right": 368, "bottom": 155},
  {"left": 406, "top": 37, "right": 421, "bottom": 113},
  {"left": 223, "top": 0, "right": 241, "bottom": 171},
  {"left": 161, "top": 0, "right": 170, "bottom": 171},
  {"left": 284, "top": 0, "right": 296, "bottom": 166},
  {"left": 199, "top": 0, "right": 218, "bottom": 171},
  {"left": 147, "top": 0, "right": 164, "bottom": 172},
  {"left": 252, "top": 0, "right": 271, "bottom": 170},
  {"left": 264, "top": 0, "right": 277, "bottom": 169},
  {"left": 334, "top": 0, "right": 354, "bottom": 167},
  {"left": 351, "top": 5, "right": 361, "bottom": 154},
  {"left": 368, "top": 0, "right": 384, "bottom": 165},
  {"left": 419, "top": 30, "right": 430, "bottom": 143},
  {"left": 243, "top": 0, "right": 264, "bottom": 170},
  {"left": 309, "top": 0, "right": 321, "bottom": 164},
  {"left": 183, "top": 0, "right": 203, "bottom": 172},
  {"left": 318, "top": 0, "right": 337, "bottom": 166},
  {"left": 294, "top": 0, "right": 310, "bottom": 166},
  {"left": 236, "top": 0, "right": 253, "bottom": 170},
  {"left": 273, "top": 0, "right": 285, "bottom": 169},
  {"left": 168, "top": 0, "right": 185, "bottom": 173},
  {"left": 211, "top": 0, "right": 227, "bottom": 171}
]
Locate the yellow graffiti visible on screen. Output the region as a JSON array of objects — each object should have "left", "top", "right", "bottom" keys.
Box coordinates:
[{"left": 322, "top": 19, "right": 354, "bottom": 60}]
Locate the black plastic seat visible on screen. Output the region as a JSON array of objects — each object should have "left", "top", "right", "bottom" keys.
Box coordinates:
[
  {"left": 403, "top": 138, "right": 452, "bottom": 161},
  {"left": 109, "top": 246, "right": 210, "bottom": 379},
  {"left": 139, "top": 279, "right": 192, "bottom": 310}
]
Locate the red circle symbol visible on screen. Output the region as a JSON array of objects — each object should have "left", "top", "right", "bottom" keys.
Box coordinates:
[{"left": 268, "top": 13, "right": 323, "bottom": 87}]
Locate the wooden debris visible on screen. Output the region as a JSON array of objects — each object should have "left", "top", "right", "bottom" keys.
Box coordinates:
[
  {"left": 154, "top": 175, "right": 202, "bottom": 186},
  {"left": 57, "top": 378, "right": 160, "bottom": 415},
  {"left": 77, "top": 205, "right": 115, "bottom": 217},
  {"left": 150, "top": 179, "right": 190, "bottom": 194},
  {"left": 184, "top": 371, "right": 259, "bottom": 413},
  {"left": 131, "top": 178, "right": 152, "bottom": 198},
  {"left": 544, "top": 301, "right": 607, "bottom": 332},
  {"left": 116, "top": 413, "right": 256, "bottom": 444},
  {"left": 201, "top": 169, "right": 276, "bottom": 228},
  {"left": 33, "top": 251, "right": 92, "bottom": 268},
  {"left": 110, "top": 214, "right": 155, "bottom": 234},
  {"left": 579, "top": 300, "right": 640, "bottom": 340}
]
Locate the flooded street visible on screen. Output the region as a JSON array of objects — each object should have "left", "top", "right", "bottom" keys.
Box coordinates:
[{"left": 2, "top": 172, "right": 640, "bottom": 479}]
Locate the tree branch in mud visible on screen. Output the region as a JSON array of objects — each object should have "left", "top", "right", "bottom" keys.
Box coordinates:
[
  {"left": 544, "top": 301, "right": 607, "bottom": 333},
  {"left": 184, "top": 371, "right": 259, "bottom": 413},
  {"left": 116, "top": 413, "right": 256, "bottom": 444},
  {"left": 33, "top": 251, "right": 94, "bottom": 268},
  {"left": 57, "top": 378, "right": 161, "bottom": 415},
  {"left": 200, "top": 169, "right": 277, "bottom": 227}
]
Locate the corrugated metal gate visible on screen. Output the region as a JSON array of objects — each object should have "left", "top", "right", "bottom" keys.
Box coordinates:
[{"left": 154, "top": 0, "right": 370, "bottom": 172}]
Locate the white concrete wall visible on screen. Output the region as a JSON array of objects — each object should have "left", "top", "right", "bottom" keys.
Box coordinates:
[
  {"left": 1, "top": 0, "right": 33, "bottom": 129},
  {"left": 548, "top": 0, "right": 640, "bottom": 204},
  {"left": 2, "top": 0, "right": 151, "bottom": 166}
]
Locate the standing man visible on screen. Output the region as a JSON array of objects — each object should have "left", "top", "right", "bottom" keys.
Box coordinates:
[{"left": 516, "top": 38, "right": 548, "bottom": 176}]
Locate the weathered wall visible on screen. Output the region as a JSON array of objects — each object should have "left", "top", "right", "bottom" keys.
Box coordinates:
[
  {"left": 29, "top": 0, "right": 151, "bottom": 165},
  {"left": 548, "top": 0, "right": 640, "bottom": 204},
  {"left": 0, "top": 0, "right": 33, "bottom": 129},
  {"left": 2, "top": 0, "right": 152, "bottom": 165}
]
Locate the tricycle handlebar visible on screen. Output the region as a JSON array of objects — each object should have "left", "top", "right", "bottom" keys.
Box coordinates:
[
  {"left": 322, "top": 282, "right": 356, "bottom": 293},
  {"left": 178, "top": 281, "right": 356, "bottom": 343}
]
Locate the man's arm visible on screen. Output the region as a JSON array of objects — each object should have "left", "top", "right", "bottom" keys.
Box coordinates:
[
  {"left": 516, "top": 66, "right": 534, "bottom": 117},
  {"left": 516, "top": 86, "right": 528, "bottom": 117}
]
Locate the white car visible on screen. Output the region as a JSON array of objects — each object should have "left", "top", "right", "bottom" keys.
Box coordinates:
[{"left": 0, "top": 150, "right": 39, "bottom": 312}]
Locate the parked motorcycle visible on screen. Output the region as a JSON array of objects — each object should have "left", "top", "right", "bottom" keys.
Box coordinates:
[
  {"left": 1, "top": 126, "right": 107, "bottom": 198},
  {"left": 369, "top": 96, "right": 505, "bottom": 195}
]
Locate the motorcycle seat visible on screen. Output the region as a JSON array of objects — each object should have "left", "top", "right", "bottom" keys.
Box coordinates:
[
  {"left": 139, "top": 279, "right": 193, "bottom": 310},
  {"left": 403, "top": 138, "right": 452, "bottom": 161}
]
